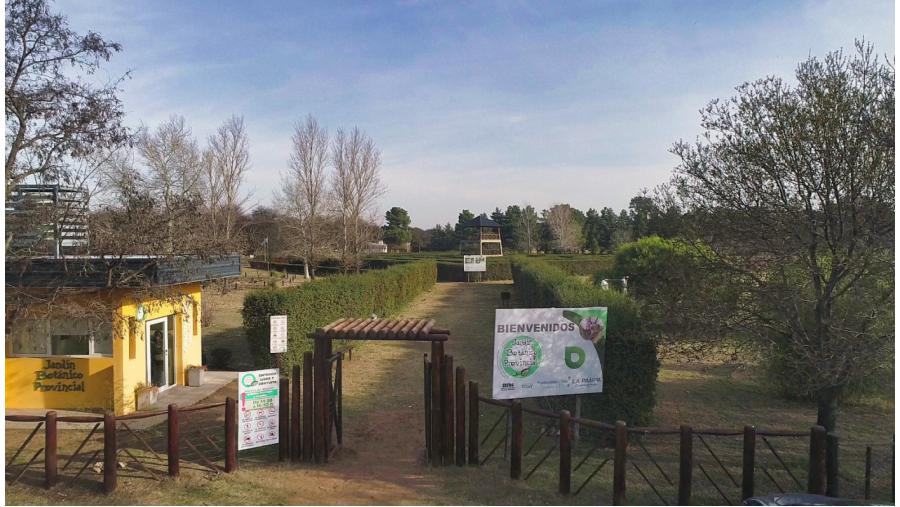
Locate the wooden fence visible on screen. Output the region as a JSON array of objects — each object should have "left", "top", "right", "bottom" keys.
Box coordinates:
[{"left": 424, "top": 354, "right": 894, "bottom": 504}]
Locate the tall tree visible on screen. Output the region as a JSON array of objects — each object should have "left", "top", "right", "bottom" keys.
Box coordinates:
[
  {"left": 5, "top": 0, "right": 129, "bottom": 200},
  {"left": 454, "top": 209, "right": 475, "bottom": 238},
  {"left": 331, "top": 127, "right": 384, "bottom": 272},
  {"left": 382, "top": 206, "right": 412, "bottom": 250},
  {"left": 545, "top": 203, "right": 582, "bottom": 253},
  {"left": 517, "top": 204, "right": 539, "bottom": 253},
  {"left": 277, "top": 115, "right": 330, "bottom": 278},
  {"left": 670, "top": 41, "right": 894, "bottom": 432},
  {"left": 205, "top": 114, "right": 251, "bottom": 249}
]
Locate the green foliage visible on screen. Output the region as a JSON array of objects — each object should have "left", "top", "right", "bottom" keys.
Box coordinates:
[
  {"left": 382, "top": 207, "right": 412, "bottom": 247},
  {"left": 242, "top": 260, "right": 437, "bottom": 374},
  {"left": 511, "top": 257, "right": 659, "bottom": 425}
]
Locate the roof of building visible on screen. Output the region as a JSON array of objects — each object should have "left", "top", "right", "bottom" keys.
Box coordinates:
[
  {"left": 6, "top": 255, "right": 241, "bottom": 288},
  {"left": 467, "top": 214, "right": 501, "bottom": 228}
]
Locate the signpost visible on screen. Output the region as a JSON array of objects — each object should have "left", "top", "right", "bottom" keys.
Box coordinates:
[
  {"left": 492, "top": 307, "right": 607, "bottom": 400},
  {"left": 238, "top": 369, "right": 280, "bottom": 450},
  {"left": 269, "top": 315, "right": 287, "bottom": 354},
  {"left": 463, "top": 255, "right": 487, "bottom": 272}
]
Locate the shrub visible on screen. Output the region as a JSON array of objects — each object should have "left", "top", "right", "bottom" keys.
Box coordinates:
[
  {"left": 243, "top": 260, "right": 437, "bottom": 374},
  {"left": 511, "top": 257, "right": 659, "bottom": 425},
  {"left": 209, "top": 347, "right": 233, "bottom": 370}
]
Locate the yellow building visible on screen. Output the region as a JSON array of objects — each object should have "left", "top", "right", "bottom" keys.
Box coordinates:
[{"left": 5, "top": 256, "right": 240, "bottom": 415}]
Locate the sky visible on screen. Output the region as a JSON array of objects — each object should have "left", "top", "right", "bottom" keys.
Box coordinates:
[{"left": 57, "top": 0, "right": 894, "bottom": 228}]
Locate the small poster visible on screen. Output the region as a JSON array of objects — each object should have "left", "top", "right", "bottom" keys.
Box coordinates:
[
  {"left": 492, "top": 307, "right": 607, "bottom": 400},
  {"left": 237, "top": 369, "right": 280, "bottom": 450},
  {"left": 464, "top": 255, "right": 487, "bottom": 272},
  {"left": 269, "top": 315, "right": 287, "bottom": 354}
]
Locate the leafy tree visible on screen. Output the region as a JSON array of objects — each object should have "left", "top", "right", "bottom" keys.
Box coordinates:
[
  {"left": 670, "top": 41, "right": 894, "bottom": 432},
  {"left": 382, "top": 206, "right": 412, "bottom": 249},
  {"left": 5, "top": 0, "right": 129, "bottom": 198},
  {"left": 503, "top": 205, "right": 523, "bottom": 251},
  {"left": 426, "top": 223, "right": 456, "bottom": 251},
  {"left": 583, "top": 208, "right": 603, "bottom": 253},
  {"left": 454, "top": 209, "right": 475, "bottom": 239},
  {"left": 597, "top": 207, "right": 618, "bottom": 252},
  {"left": 628, "top": 194, "right": 656, "bottom": 239}
]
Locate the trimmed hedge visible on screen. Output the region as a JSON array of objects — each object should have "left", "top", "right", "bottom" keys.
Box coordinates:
[
  {"left": 242, "top": 260, "right": 437, "bottom": 374},
  {"left": 511, "top": 257, "right": 659, "bottom": 426}
]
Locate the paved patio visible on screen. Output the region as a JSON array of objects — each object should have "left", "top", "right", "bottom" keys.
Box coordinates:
[{"left": 5, "top": 371, "right": 237, "bottom": 430}]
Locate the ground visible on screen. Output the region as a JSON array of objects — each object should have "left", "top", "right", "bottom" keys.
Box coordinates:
[{"left": 6, "top": 281, "right": 894, "bottom": 504}]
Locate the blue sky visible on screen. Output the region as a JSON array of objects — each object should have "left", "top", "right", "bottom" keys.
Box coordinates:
[{"left": 58, "top": 0, "right": 894, "bottom": 228}]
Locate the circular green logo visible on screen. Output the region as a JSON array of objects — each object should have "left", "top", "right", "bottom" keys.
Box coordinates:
[
  {"left": 241, "top": 373, "right": 257, "bottom": 387},
  {"left": 500, "top": 335, "right": 542, "bottom": 378}
]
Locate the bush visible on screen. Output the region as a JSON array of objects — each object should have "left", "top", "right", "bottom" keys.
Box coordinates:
[
  {"left": 546, "top": 256, "right": 615, "bottom": 276},
  {"left": 435, "top": 258, "right": 512, "bottom": 282},
  {"left": 511, "top": 257, "right": 659, "bottom": 425},
  {"left": 242, "top": 260, "right": 437, "bottom": 374}
]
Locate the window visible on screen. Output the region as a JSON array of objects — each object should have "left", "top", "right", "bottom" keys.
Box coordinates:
[{"left": 9, "top": 318, "right": 113, "bottom": 357}]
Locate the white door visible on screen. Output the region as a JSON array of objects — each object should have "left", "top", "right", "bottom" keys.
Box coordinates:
[{"left": 146, "top": 317, "right": 176, "bottom": 390}]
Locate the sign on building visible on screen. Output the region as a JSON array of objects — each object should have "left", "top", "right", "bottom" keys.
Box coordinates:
[
  {"left": 269, "top": 315, "right": 287, "bottom": 354},
  {"left": 238, "top": 369, "right": 280, "bottom": 450},
  {"left": 463, "top": 255, "right": 487, "bottom": 272},
  {"left": 492, "top": 307, "right": 607, "bottom": 400}
]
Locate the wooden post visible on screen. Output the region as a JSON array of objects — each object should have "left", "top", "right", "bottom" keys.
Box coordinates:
[
  {"left": 279, "top": 377, "right": 289, "bottom": 461},
  {"left": 510, "top": 400, "right": 522, "bottom": 479},
  {"left": 103, "top": 411, "right": 117, "bottom": 494},
  {"left": 468, "top": 380, "right": 479, "bottom": 466},
  {"left": 808, "top": 425, "right": 827, "bottom": 495},
  {"left": 225, "top": 397, "right": 237, "bottom": 472},
  {"left": 324, "top": 338, "right": 333, "bottom": 459},
  {"left": 424, "top": 354, "right": 432, "bottom": 461},
  {"left": 678, "top": 425, "right": 693, "bottom": 505},
  {"left": 864, "top": 446, "right": 872, "bottom": 500},
  {"left": 444, "top": 355, "right": 454, "bottom": 465},
  {"left": 455, "top": 366, "right": 466, "bottom": 466},
  {"left": 291, "top": 365, "right": 301, "bottom": 461},
  {"left": 430, "top": 340, "right": 444, "bottom": 467},
  {"left": 826, "top": 432, "right": 839, "bottom": 497},
  {"left": 613, "top": 420, "right": 627, "bottom": 505},
  {"left": 314, "top": 335, "right": 327, "bottom": 464},
  {"left": 44, "top": 411, "right": 57, "bottom": 488},
  {"left": 559, "top": 410, "right": 572, "bottom": 495},
  {"left": 742, "top": 425, "right": 756, "bottom": 500},
  {"left": 302, "top": 351, "right": 313, "bottom": 462},
  {"left": 168, "top": 404, "right": 179, "bottom": 477}
]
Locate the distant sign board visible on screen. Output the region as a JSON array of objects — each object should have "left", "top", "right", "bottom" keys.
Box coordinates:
[
  {"left": 492, "top": 307, "right": 607, "bottom": 400},
  {"left": 269, "top": 315, "right": 287, "bottom": 354},
  {"left": 464, "top": 255, "right": 487, "bottom": 272},
  {"left": 238, "top": 369, "right": 279, "bottom": 450}
]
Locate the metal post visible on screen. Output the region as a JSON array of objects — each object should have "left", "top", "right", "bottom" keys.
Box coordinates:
[
  {"left": 510, "top": 400, "right": 522, "bottom": 479},
  {"left": 826, "top": 432, "right": 839, "bottom": 497},
  {"left": 742, "top": 425, "right": 756, "bottom": 500},
  {"left": 103, "top": 411, "right": 117, "bottom": 494},
  {"left": 468, "top": 381, "right": 479, "bottom": 466},
  {"left": 559, "top": 410, "right": 572, "bottom": 495},
  {"left": 678, "top": 425, "right": 693, "bottom": 505},
  {"left": 44, "top": 411, "right": 57, "bottom": 488},
  {"left": 225, "top": 397, "right": 237, "bottom": 472},
  {"left": 613, "top": 420, "right": 628, "bottom": 505},
  {"left": 302, "top": 351, "right": 313, "bottom": 462},
  {"left": 291, "top": 365, "right": 301, "bottom": 461},
  {"left": 279, "top": 377, "right": 289, "bottom": 461},
  {"left": 455, "top": 366, "right": 466, "bottom": 466},
  {"left": 168, "top": 404, "right": 179, "bottom": 477},
  {"left": 808, "top": 425, "right": 827, "bottom": 495}
]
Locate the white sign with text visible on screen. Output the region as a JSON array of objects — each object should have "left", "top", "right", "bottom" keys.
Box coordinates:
[
  {"left": 238, "top": 369, "right": 280, "bottom": 450},
  {"left": 269, "top": 315, "right": 287, "bottom": 354},
  {"left": 463, "top": 255, "right": 487, "bottom": 272}
]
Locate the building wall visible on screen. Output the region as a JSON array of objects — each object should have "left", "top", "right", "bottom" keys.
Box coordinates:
[{"left": 5, "top": 282, "right": 203, "bottom": 415}]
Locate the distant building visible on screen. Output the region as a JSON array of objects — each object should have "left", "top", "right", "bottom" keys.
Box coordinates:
[
  {"left": 460, "top": 214, "right": 503, "bottom": 256},
  {"left": 366, "top": 240, "right": 388, "bottom": 254}
]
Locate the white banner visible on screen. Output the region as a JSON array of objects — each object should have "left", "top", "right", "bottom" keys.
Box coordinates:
[
  {"left": 492, "top": 307, "right": 607, "bottom": 400},
  {"left": 464, "top": 255, "right": 487, "bottom": 272},
  {"left": 269, "top": 315, "right": 287, "bottom": 354},
  {"left": 238, "top": 369, "right": 279, "bottom": 450}
]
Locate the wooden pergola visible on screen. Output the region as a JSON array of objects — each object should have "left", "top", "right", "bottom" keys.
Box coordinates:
[{"left": 311, "top": 318, "right": 452, "bottom": 465}]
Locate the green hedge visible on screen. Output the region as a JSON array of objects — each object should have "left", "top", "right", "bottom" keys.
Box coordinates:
[
  {"left": 242, "top": 260, "right": 437, "bottom": 374},
  {"left": 510, "top": 257, "right": 659, "bottom": 426},
  {"left": 435, "top": 258, "right": 512, "bottom": 281}
]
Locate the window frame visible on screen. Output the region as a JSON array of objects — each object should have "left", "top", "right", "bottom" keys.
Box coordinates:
[{"left": 9, "top": 319, "right": 114, "bottom": 359}]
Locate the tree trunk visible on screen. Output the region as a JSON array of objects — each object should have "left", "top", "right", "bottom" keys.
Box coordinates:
[
  {"left": 303, "top": 257, "right": 310, "bottom": 280},
  {"left": 816, "top": 387, "right": 838, "bottom": 433}
]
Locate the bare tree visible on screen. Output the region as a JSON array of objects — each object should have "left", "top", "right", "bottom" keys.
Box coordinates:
[
  {"left": 136, "top": 115, "right": 203, "bottom": 253},
  {"left": 331, "top": 127, "right": 384, "bottom": 272},
  {"left": 5, "top": 0, "right": 129, "bottom": 200},
  {"left": 205, "top": 115, "right": 250, "bottom": 248},
  {"left": 276, "top": 115, "right": 331, "bottom": 279},
  {"left": 545, "top": 203, "right": 582, "bottom": 253}
]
